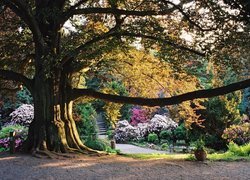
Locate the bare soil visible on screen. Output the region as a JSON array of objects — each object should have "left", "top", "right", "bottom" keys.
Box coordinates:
[{"left": 0, "top": 152, "right": 249, "bottom": 180}]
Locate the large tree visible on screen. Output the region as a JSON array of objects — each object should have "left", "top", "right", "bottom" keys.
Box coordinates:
[{"left": 0, "top": 0, "right": 250, "bottom": 154}]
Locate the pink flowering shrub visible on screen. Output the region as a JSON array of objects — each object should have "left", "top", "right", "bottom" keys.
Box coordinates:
[
  {"left": 130, "top": 108, "right": 149, "bottom": 126},
  {"left": 0, "top": 137, "right": 23, "bottom": 150},
  {"left": 0, "top": 124, "right": 28, "bottom": 152},
  {"left": 9, "top": 104, "right": 34, "bottom": 126}
]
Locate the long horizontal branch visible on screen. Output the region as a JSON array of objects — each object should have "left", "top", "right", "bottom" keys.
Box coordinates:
[
  {"left": 0, "top": 69, "right": 33, "bottom": 93},
  {"left": 71, "top": 78, "right": 250, "bottom": 107}
]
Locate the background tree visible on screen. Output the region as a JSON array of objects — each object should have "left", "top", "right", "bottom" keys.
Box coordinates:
[{"left": 0, "top": 0, "right": 250, "bottom": 155}]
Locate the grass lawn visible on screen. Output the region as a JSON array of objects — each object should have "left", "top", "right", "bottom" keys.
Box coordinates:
[{"left": 122, "top": 152, "right": 250, "bottom": 161}]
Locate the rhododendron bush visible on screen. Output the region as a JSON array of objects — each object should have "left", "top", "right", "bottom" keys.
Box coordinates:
[
  {"left": 0, "top": 104, "right": 33, "bottom": 152},
  {"left": 9, "top": 104, "right": 34, "bottom": 126},
  {"left": 114, "top": 114, "right": 178, "bottom": 143},
  {"left": 0, "top": 124, "right": 28, "bottom": 152},
  {"left": 130, "top": 108, "right": 149, "bottom": 126},
  {"left": 222, "top": 123, "right": 250, "bottom": 145}
]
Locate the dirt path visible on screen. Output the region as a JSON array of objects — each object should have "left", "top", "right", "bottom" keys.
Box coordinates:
[{"left": 0, "top": 153, "right": 249, "bottom": 180}]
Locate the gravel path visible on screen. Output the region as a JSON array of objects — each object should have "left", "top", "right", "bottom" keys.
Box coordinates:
[
  {"left": 116, "top": 144, "right": 168, "bottom": 154},
  {"left": 0, "top": 153, "right": 249, "bottom": 180}
]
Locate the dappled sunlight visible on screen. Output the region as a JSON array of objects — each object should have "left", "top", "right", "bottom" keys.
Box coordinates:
[
  {"left": 0, "top": 156, "right": 19, "bottom": 161},
  {"left": 38, "top": 161, "right": 97, "bottom": 169}
]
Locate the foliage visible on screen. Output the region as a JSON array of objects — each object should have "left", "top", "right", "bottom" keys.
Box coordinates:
[
  {"left": 0, "top": 124, "right": 28, "bottom": 152},
  {"left": 114, "top": 115, "right": 177, "bottom": 143},
  {"left": 0, "top": 124, "right": 28, "bottom": 139},
  {"left": 227, "top": 142, "right": 250, "bottom": 156},
  {"left": 103, "top": 49, "right": 204, "bottom": 127},
  {"left": 75, "top": 103, "right": 98, "bottom": 140},
  {"left": 147, "top": 133, "right": 159, "bottom": 144},
  {"left": 130, "top": 107, "right": 150, "bottom": 126},
  {"left": 193, "top": 139, "right": 205, "bottom": 151},
  {"left": 84, "top": 139, "right": 108, "bottom": 151},
  {"left": 9, "top": 104, "right": 34, "bottom": 126},
  {"left": 240, "top": 88, "right": 250, "bottom": 115},
  {"left": 106, "top": 129, "right": 115, "bottom": 140},
  {"left": 222, "top": 123, "right": 250, "bottom": 145},
  {"left": 189, "top": 92, "right": 242, "bottom": 150},
  {"left": 0, "top": 87, "right": 32, "bottom": 112},
  {"left": 1, "top": 0, "right": 249, "bottom": 153},
  {"left": 159, "top": 130, "right": 172, "bottom": 141},
  {"left": 102, "top": 81, "right": 127, "bottom": 128},
  {"left": 15, "top": 88, "right": 33, "bottom": 105},
  {"left": 173, "top": 123, "right": 189, "bottom": 141},
  {"left": 161, "top": 143, "right": 169, "bottom": 151},
  {"left": 120, "top": 104, "right": 132, "bottom": 122}
]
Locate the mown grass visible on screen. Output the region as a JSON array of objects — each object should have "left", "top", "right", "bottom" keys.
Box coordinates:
[
  {"left": 122, "top": 153, "right": 191, "bottom": 160},
  {"left": 122, "top": 142, "right": 250, "bottom": 161},
  {"left": 122, "top": 152, "right": 250, "bottom": 161}
]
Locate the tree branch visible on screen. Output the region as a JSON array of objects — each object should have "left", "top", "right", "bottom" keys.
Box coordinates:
[
  {"left": 62, "top": 31, "right": 205, "bottom": 66},
  {"left": 4, "top": 0, "right": 44, "bottom": 48},
  {"left": 161, "top": 0, "right": 216, "bottom": 31},
  {"left": 0, "top": 69, "right": 33, "bottom": 93},
  {"left": 119, "top": 32, "right": 205, "bottom": 56},
  {"left": 71, "top": 78, "right": 250, "bottom": 107},
  {"left": 61, "top": 7, "right": 174, "bottom": 25}
]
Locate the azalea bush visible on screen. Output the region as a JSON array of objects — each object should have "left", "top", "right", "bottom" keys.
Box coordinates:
[
  {"left": 222, "top": 123, "right": 250, "bottom": 145},
  {"left": 114, "top": 114, "right": 178, "bottom": 143},
  {"left": 114, "top": 120, "right": 139, "bottom": 142},
  {"left": 0, "top": 137, "right": 23, "bottom": 152},
  {"left": 0, "top": 104, "right": 32, "bottom": 152},
  {"left": 130, "top": 107, "right": 149, "bottom": 126},
  {"left": 0, "top": 124, "right": 28, "bottom": 152},
  {"left": 9, "top": 104, "right": 34, "bottom": 126},
  {"left": 148, "top": 115, "right": 178, "bottom": 134}
]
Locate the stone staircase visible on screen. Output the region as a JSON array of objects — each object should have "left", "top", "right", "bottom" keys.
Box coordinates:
[{"left": 96, "top": 113, "right": 108, "bottom": 136}]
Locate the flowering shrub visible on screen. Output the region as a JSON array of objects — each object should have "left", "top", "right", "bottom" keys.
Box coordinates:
[
  {"left": 114, "top": 120, "right": 140, "bottom": 142},
  {"left": 9, "top": 104, "right": 34, "bottom": 126},
  {"left": 0, "top": 137, "right": 23, "bottom": 151},
  {"left": 115, "top": 115, "right": 178, "bottom": 143},
  {"left": 148, "top": 115, "right": 178, "bottom": 133},
  {"left": 130, "top": 108, "right": 149, "bottom": 126},
  {"left": 222, "top": 123, "right": 250, "bottom": 145},
  {"left": 0, "top": 124, "right": 28, "bottom": 152}
]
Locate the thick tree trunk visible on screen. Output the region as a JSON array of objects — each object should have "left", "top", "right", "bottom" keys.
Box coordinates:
[{"left": 25, "top": 69, "right": 97, "bottom": 154}]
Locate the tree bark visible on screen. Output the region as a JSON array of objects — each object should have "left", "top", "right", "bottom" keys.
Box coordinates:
[
  {"left": 25, "top": 68, "right": 97, "bottom": 154},
  {"left": 71, "top": 78, "right": 250, "bottom": 107}
]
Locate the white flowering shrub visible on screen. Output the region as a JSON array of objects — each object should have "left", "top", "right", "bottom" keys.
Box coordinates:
[
  {"left": 9, "top": 104, "right": 34, "bottom": 126},
  {"left": 114, "top": 115, "right": 178, "bottom": 143},
  {"left": 114, "top": 120, "right": 139, "bottom": 142},
  {"left": 148, "top": 115, "right": 178, "bottom": 133}
]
